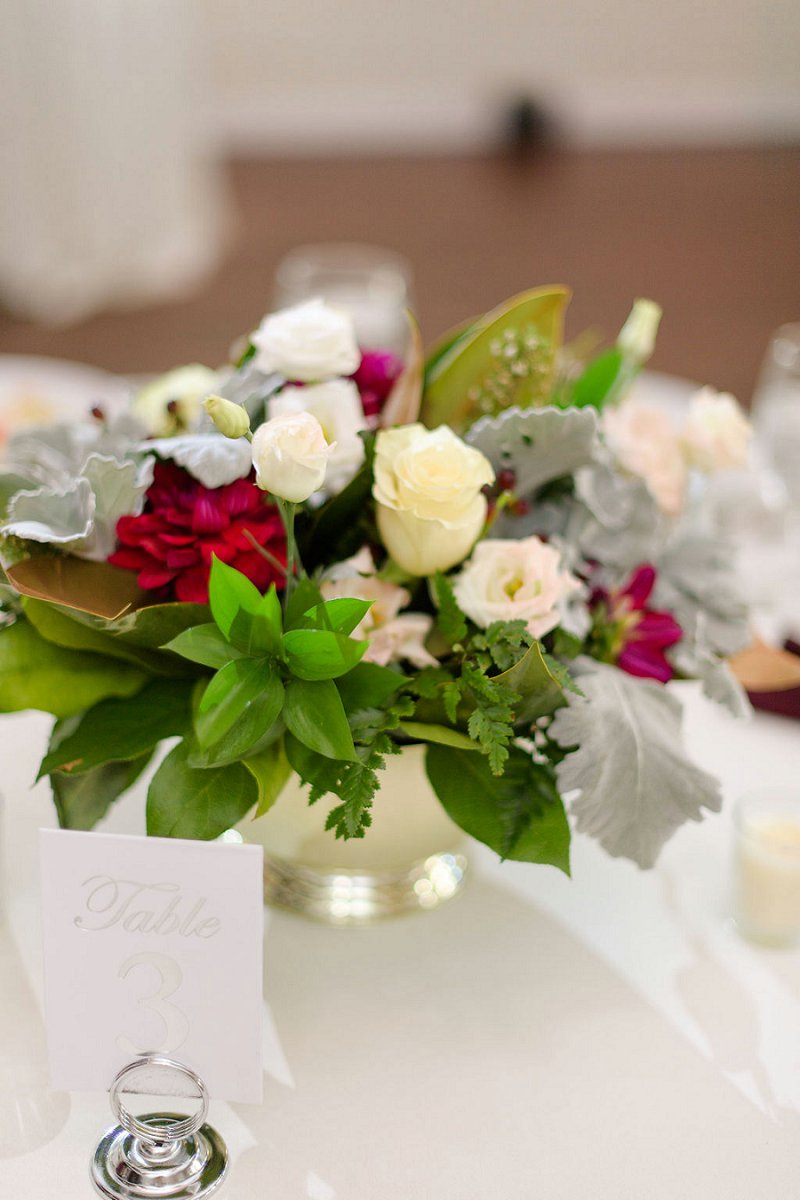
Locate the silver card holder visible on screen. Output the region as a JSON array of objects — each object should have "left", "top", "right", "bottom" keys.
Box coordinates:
[{"left": 91, "top": 1055, "right": 228, "bottom": 1200}]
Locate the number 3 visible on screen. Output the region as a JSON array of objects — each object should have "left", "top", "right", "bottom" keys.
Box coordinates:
[{"left": 116, "top": 952, "right": 190, "bottom": 1057}]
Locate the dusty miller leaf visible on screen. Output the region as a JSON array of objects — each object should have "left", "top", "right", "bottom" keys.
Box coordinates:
[
  {"left": 466, "top": 405, "right": 599, "bottom": 495},
  {"left": 549, "top": 661, "right": 721, "bottom": 868}
]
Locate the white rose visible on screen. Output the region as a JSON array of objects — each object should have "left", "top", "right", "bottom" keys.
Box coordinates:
[
  {"left": 251, "top": 298, "right": 360, "bottom": 382},
  {"left": 133, "top": 365, "right": 220, "bottom": 436},
  {"left": 617, "top": 299, "right": 662, "bottom": 364},
  {"left": 373, "top": 424, "right": 494, "bottom": 576},
  {"left": 680, "top": 387, "right": 751, "bottom": 472},
  {"left": 453, "top": 536, "right": 580, "bottom": 639},
  {"left": 603, "top": 400, "right": 687, "bottom": 515},
  {"left": 269, "top": 379, "right": 366, "bottom": 493},
  {"left": 251, "top": 411, "right": 333, "bottom": 502}
]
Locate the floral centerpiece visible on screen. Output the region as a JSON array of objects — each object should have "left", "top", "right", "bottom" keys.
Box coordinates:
[{"left": 0, "top": 286, "right": 752, "bottom": 901}]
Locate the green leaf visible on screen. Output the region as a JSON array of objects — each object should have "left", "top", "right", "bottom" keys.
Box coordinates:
[
  {"left": 399, "top": 721, "right": 480, "bottom": 751},
  {"left": 209, "top": 558, "right": 282, "bottom": 655},
  {"left": 192, "top": 671, "right": 284, "bottom": 764},
  {"left": 283, "top": 678, "right": 358, "bottom": 761},
  {"left": 422, "top": 286, "right": 570, "bottom": 430},
  {"left": 163, "top": 623, "right": 244, "bottom": 669},
  {"left": 303, "top": 597, "right": 373, "bottom": 635},
  {"left": 570, "top": 347, "right": 623, "bottom": 410},
  {"left": 541, "top": 652, "right": 584, "bottom": 699},
  {"left": 244, "top": 739, "right": 292, "bottom": 818},
  {"left": 38, "top": 678, "right": 193, "bottom": 777},
  {"left": 430, "top": 572, "right": 468, "bottom": 645},
  {"left": 494, "top": 639, "right": 567, "bottom": 723},
  {"left": 71, "top": 601, "right": 211, "bottom": 649},
  {"left": 283, "top": 577, "right": 324, "bottom": 631},
  {"left": 23, "top": 598, "right": 175, "bottom": 675},
  {"left": 196, "top": 658, "right": 278, "bottom": 749},
  {"left": 335, "top": 661, "right": 403, "bottom": 711},
  {"left": 0, "top": 618, "right": 147, "bottom": 718},
  {"left": 426, "top": 743, "right": 571, "bottom": 872},
  {"left": 147, "top": 740, "right": 258, "bottom": 839},
  {"left": 281, "top": 628, "right": 367, "bottom": 680},
  {"left": 51, "top": 753, "right": 152, "bottom": 831}
]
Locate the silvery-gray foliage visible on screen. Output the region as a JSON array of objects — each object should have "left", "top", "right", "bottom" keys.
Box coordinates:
[
  {"left": 4, "top": 415, "right": 146, "bottom": 491},
  {"left": 217, "top": 365, "right": 284, "bottom": 421},
  {"left": 652, "top": 529, "right": 750, "bottom": 658},
  {"left": 572, "top": 462, "right": 666, "bottom": 573},
  {"left": 1, "top": 453, "right": 154, "bottom": 561},
  {"left": 550, "top": 660, "right": 722, "bottom": 868},
  {"left": 142, "top": 436, "right": 252, "bottom": 489},
  {"left": 669, "top": 643, "right": 751, "bottom": 719},
  {"left": 466, "top": 405, "right": 600, "bottom": 495}
]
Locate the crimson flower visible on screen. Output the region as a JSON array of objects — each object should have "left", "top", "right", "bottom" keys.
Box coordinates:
[
  {"left": 351, "top": 350, "right": 403, "bottom": 420},
  {"left": 109, "top": 462, "right": 286, "bottom": 604},
  {"left": 590, "top": 564, "right": 682, "bottom": 683}
]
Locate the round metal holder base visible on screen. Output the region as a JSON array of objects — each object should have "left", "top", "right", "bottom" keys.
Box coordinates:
[
  {"left": 91, "top": 1114, "right": 228, "bottom": 1200},
  {"left": 263, "top": 849, "right": 468, "bottom": 925}
]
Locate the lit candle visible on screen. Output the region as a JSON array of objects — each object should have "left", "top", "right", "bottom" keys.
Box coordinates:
[{"left": 734, "top": 790, "right": 800, "bottom": 946}]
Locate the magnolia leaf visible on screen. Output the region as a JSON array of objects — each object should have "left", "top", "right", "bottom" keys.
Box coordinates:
[
  {"left": 466, "top": 405, "right": 599, "bottom": 496},
  {"left": 0, "top": 618, "right": 147, "bottom": 717},
  {"left": 549, "top": 661, "right": 722, "bottom": 868},
  {"left": 5, "top": 556, "right": 142, "bottom": 620},
  {"left": 147, "top": 741, "right": 258, "bottom": 839},
  {"left": 38, "top": 678, "right": 192, "bottom": 777},
  {"left": 1, "top": 477, "right": 95, "bottom": 547},
  {"left": 421, "top": 286, "right": 570, "bottom": 429},
  {"left": 380, "top": 312, "right": 423, "bottom": 427},
  {"left": 78, "top": 453, "right": 154, "bottom": 561},
  {"left": 24, "top": 598, "right": 176, "bottom": 676},
  {"left": 426, "top": 743, "right": 571, "bottom": 871},
  {"left": 100, "top": 601, "right": 211, "bottom": 648},
  {"left": 143, "top": 435, "right": 251, "bottom": 489},
  {"left": 51, "top": 753, "right": 152, "bottom": 832}
]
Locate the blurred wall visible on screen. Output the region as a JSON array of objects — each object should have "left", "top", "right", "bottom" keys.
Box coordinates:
[{"left": 202, "top": 0, "right": 800, "bottom": 152}]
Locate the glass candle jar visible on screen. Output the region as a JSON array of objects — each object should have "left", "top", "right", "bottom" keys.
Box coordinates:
[{"left": 733, "top": 788, "right": 800, "bottom": 946}]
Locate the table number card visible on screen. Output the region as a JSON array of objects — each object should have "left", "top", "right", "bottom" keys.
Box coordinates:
[{"left": 40, "top": 828, "right": 264, "bottom": 1103}]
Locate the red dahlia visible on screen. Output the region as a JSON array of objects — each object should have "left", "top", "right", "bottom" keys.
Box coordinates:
[{"left": 110, "top": 462, "right": 286, "bottom": 604}]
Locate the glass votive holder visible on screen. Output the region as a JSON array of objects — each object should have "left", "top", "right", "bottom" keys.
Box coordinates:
[
  {"left": 733, "top": 788, "right": 800, "bottom": 947},
  {"left": 272, "top": 242, "right": 413, "bottom": 354}
]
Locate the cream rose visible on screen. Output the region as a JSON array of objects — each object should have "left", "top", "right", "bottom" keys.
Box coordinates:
[
  {"left": 251, "top": 298, "right": 360, "bottom": 382},
  {"left": 453, "top": 536, "right": 580, "bottom": 639},
  {"left": 251, "top": 411, "right": 332, "bottom": 502},
  {"left": 372, "top": 424, "right": 494, "bottom": 576},
  {"left": 603, "top": 400, "right": 687, "bottom": 516},
  {"left": 133, "top": 365, "right": 220, "bottom": 436},
  {"left": 680, "top": 387, "right": 751, "bottom": 472},
  {"left": 269, "top": 379, "right": 366, "bottom": 492}
]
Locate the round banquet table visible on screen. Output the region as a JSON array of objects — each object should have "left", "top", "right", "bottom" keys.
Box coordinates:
[{"left": 2, "top": 686, "right": 800, "bottom": 1200}]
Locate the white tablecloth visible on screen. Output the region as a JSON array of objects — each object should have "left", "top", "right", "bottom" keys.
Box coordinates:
[{"left": 2, "top": 685, "right": 800, "bottom": 1199}]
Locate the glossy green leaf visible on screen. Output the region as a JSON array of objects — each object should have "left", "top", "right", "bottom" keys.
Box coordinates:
[
  {"left": 421, "top": 286, "right": 570, "bottom": 430},
  {"left": 426, "top": 743, "right": 571, "bottom": 871},
  {"left": 23, "top": 598, "right": 175, "bottom": 675},
  {"left": 282, "top": 628, "right": 367, "bottom": 680},
  {"left": 570, "top": 347, "right": 624, "bottom": 410},
  {"left": 494, "top": 639, "right": 566, "bottom": 723},
  {"left": 0, "top": 618, "right": 147, "bottom": 718},
  {"left": 74, "top": 602, "right": 211, "bottom": 649},
  {"left": 38, "top": 678, "right": 192, "bottom": 777},
  {"left": 51, "top": 753, "right": 152, "bottom": 831},
  {"left": 283, "top": 576, "right": 325, "bottom": 630},
  {"left": 283, "top": 678, "right": 358, "bottom": 761},
  {"left": 303, "top": 597, "right": 373, "bottom": 635},
  {"left": 196, "top": 658, "right": 275, "bottom": 749},
  {"left": 245, "top": 739, "right": 292, "bottom": 818},
  {"left": 209, "top": 559, "right": 282, "bottom": 655},
  {"left": 192, "top": 672, "right": 284, "bottom": 764},
  {"left": 399, "top": 721, "right": 480, "bottom": 751},
  {"left": 147, "top": 740, "right": 258, "bottom": 839},
  {"left": 335, "top": 661, "right": 403, "bottom": 711},
  {"left": 163, "top": 623, "right": 243, "bottom": 669}
]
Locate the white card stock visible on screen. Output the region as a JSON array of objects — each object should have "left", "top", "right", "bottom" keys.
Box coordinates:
[{"left": 40, "top": 828, "right": 264, "bottom": 1102}]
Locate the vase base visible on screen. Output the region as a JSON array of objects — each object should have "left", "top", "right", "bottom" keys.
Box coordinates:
[{"left": 262, "top": 850, "right": 468, "bottom": 925}]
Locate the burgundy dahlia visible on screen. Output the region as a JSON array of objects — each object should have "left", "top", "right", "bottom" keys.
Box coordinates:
[
  {"left": 590, "top": 564, "right": 682, "bottom": 684},
  {"left": 109, "top": 462, "right": 286, "bottom": 604}
]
